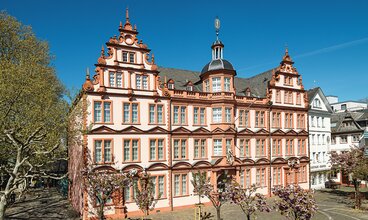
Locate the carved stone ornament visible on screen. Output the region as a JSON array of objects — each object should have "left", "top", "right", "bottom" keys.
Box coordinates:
[{"left": 226, "top": 148, "right": 234, "bottom": 165}]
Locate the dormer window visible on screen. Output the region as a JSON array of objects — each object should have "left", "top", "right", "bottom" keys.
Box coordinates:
[
  {"left": 186, "top": 85, "right": 193, "bottom": 91},
  {"left": 167, "top": 79, "right": 175, "bottom": 89},
  {"left": 212, "top": 77, "right": 221, "bottom": 92},
  {"left": 244, "top": 88, "right": 251, "bottom": 96},
  {"left": 204, "top": 80, "right": 210, "bottom": 92},
  {"left": 224, "top": 77, "right": 230, "bottom": 92}
]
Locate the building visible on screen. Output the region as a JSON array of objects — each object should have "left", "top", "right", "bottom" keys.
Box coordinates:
[
  {"left": 68, "top": 10, "right": 310, "bottom": 219},
  {"left": 307, "top": 87, "right": 332, "bottom": 189},
  {"left": 326, "top": 95, "right": 367, "bottom": 112},
  {"left": 330, "top": 111, "right": 366, "bottom": 184}
]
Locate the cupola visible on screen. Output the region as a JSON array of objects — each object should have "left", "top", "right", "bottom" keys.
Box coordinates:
[{"left": 201, "top": 17, "right": 235, "bottom": 75}]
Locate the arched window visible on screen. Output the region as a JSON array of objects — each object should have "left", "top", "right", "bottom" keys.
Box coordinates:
[{"left": 244, "top": 88, "right": 251, "bottom": 96}]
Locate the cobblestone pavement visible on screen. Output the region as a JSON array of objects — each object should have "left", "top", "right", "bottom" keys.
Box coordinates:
[{"left": 4, "top": 187, "right": 368, "bottom": 220}]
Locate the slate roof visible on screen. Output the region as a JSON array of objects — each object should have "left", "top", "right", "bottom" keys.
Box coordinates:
[
  {"left": 307, "top": 87, "right": 319, "bottom": 103},
  {"left": 158, "top": 67, "right": 274, "bottom": 98},
  {"left": 331, "top": 111, "right": 364, "bottom": 134}
]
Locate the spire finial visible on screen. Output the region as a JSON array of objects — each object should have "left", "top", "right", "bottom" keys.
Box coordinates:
[
  {"left": 126, "top": 7, "right": 130, "bottom": 22},
  {"left": 101, "top": 45, "right": 105, "bottom": 56},
  {"left": 214, "top": 16, "right": 220, "bottom": 40},
  {"left": 86, "top": 67, "right": 90, "bottom": 79},
  {"left": 285, "top": 43, "right": 289, "bottom": 54}
]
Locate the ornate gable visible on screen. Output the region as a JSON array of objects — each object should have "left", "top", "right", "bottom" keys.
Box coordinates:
[
  {"left": 89, "top": 126, "right": 117, "bottom": 134},
  {"left": 256, "top": 128, "right": 269, "bottom": 135},
  {"left": 238, "top": 128, "right": 255, "bottom": 135},
  {"left": 271, "top": 129, "right": 286, "bottom": 136},
  {"left": 120, "top": 126, "right": 144, "bottom": 134},
  {"left": 147, "top": 126, "right": 168, "bottom": 134},
  {"left": 298, "top": 130, "right": 308, "bottom": 136},
  {"left": 171, "top": 126, "right": 192, "bottom": 134},
  {"left": 192, "top": 127, "right": 211, "bottom": 134},
  {"left": 285, "top": 129, "right": 298, "bottom": 136}
]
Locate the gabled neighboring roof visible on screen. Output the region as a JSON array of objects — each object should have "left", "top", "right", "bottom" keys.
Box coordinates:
[
  {"left": 307, "top": 87, "right": 333, "bottom": 113},
  {"left": 158, "top": 67, "right": 274, "bottom": 98},
  {"left": 331, "top": 111, "right": 364, "bottom": 134}
]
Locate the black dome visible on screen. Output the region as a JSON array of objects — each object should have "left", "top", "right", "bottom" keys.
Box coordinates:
[{"left": 201, "top": 59, "right": 234, "bottom": 74}]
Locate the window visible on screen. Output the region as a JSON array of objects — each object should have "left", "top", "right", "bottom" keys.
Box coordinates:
[
  {"left": 239, "top": 139, "right": 250, "bottom": 157},
  {"left": 168, "top": 82, "right": 174, "bottom": 89},
  {"left": 322, "top": 134, "right": 326, "bottom": 145},
  {"left": 174, "top": 174, "right": 188, "bottom": 196},
  {"left": 213, "top": 139, "right": 223, "bottom": 156},
  {"left": 276, "top": 90, "right": 281, "bottom": 103},
  {"left": 109, "top": 72, "right": 123, "bottom": 88},
  {"left": 129, "top": 52, "right": 135, "bottom": 63},
  {"left": 149, "top": 104, "right": 164, "bottom": 124},
  {"left": 273, "top": 167, "right": 282, "bottom": 186},
  {"left": 341, "top": 104, "right": 347, "bottom": 110},
  {"left": 94, "top": 139, "right": 113, "bottom": 163},
  {"left": 212, "top": 108, "right": 222, "bottom": 123},
  {"left": 193, "top": 107, "right": 206, "bottom": 125},
  {"left": 123, "top": 103, "right": 139, "bottom": 124},
  {"left": 204, "top": 80, "right": 210, "bottom": 92},
  {"left": 186, "top": 85, "right": 193, "bottom": 91},
  {"left": 255, "top": 111, "right": 265, "bottom": 128},
  {"left": 212, "top": 77, "right": 221, "bottom": 92},
  {"left": 317, "top": 134, "right": 321, "bottom": 145},
  {"left": 124, "top": 179, "right": 138, "bottom": 202},
  {"left": 284, "top": 91, "right": 293, "bottom": 104},
  {"left": 352, "top": 135, "right": 360, "bottom": 142},
  {"left": 136, "top": 74, "right": 148, "bottom": 90},
  {"left": 224, "top": 77, "right": 230, "bottom": 91},
  {"left": 173, "top": 106, "right": 187, "bottom": 125},
  {"left": 256, "top": 168, "right": 267, "bottom": 187},
  {"left": 284, "top": 76, "right": 293, "bottom": 86},
  {"left": 322, "top": 117, "right": 325, "bottom": 128},
  {"left": 150, "top": 139, "right": 165, "bottom": 161},
  {"left": 298, "top": 139, "right": 306, "bottom": 155},
  {"left": 226, "top": 139, "right": 232, "bottom": 153},
  {"left": 340, "top": 136, "right": 347, "bottom": 143},
  {"left": 298, "top": 166, "right": 307, "bottom": 183},
  {"left": 284, "top": 113, "right": 293, "bottom": 128},
  {"left": 311, "top": 116, "right": 315, "bottom": 127},
  {"left": 93, "top": 101, "right": 112, "bottom": 123},
  {"left": 173, "top": 139, "right": 187, "bottom": 160},
  {"left": 194, "top": 139, "right": 207, "bottom": 159},
  {"left": 239, "top": 110, "right": 249, "bottom": 127},
  {"left": 255, "top": 139, "right": 266, "bottom": 157},
  {"left": 151, "top": 175, "right": 165, "bottom": 199},
  {"left": 272, "top": 112, "right": 281, "bottom": 128},
  {"left": 296, "top": 93, "right": 301, "bottom": 105},
  {"left": 297, "top": 114, "right": 305, "bottom": 129},
  {"left": 225, "top": 108, "right": 232, "bottom": 123},
  {"left": 240, "top": 169, "right": 251, "bottom": 188},
  {"left": 313, "top": 99, "right": 321, "bottom": 108},
  {"left": 122, "top": 51, "right": 128, "bottom": 62},
  {"left": 123, "top": 139, "right": 140, "bottom": 162},
  {"left": 317, "top": 117, "right": 321, "bottom": 127},
  {"left": 272, "top": 139, "right": 282, "bottom": 156},
  {"left": 286, "top": 139, "right": 294, "bottom": 155}
]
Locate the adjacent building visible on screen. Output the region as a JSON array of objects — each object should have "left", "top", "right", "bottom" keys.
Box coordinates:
[
  {"left": 326, "top": 95, "right": 367, "bottom": 112},
  {"left": 307, "top": 87, "right": 332, "bottom": 189},
  {"left": 69, "top": 10, "right": 310, "bottom": 219}
]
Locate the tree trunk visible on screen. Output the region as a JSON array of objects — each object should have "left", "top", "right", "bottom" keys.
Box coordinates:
[
  {"left": 0, "top": 195, "right": 7, "bottom": 220},
  {"left": 247, "top": 214, "right": 251, "bottom": 220},
  {"left": 353, "top": 179, "right": 361, "bottom": 209},
  {"left": 98, "top": 204, "right": 105, "bottom": 220},
  {"left": 216, "top": 208, "right": 221, "bottom": 220}
]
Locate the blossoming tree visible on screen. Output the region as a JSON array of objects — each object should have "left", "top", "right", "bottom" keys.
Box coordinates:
[
  {"left": 330, "top": 147, "right": 368, "bottom": 209},
  {"left": 226, "top": 182, "right": 271, "bottom": 220},
  {"left": 272, "top": 185, "right": 317, "bottom": 220}
]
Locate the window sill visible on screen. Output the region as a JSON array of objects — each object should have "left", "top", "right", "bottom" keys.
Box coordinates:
[
  {"left": 172, "top": 124, "right": 189, "bottom": 126},
  {"left": 193, "top": 124, "right": 208, "bottom": 127},
  {"left": 148, "top": 123, "right": 166, "bottom": 126},
  {"left": 173, "top": 159, "right": 189, "bottom": 161},
  {"left": 122, "top": 161, "right": 141, "bottom": 164},
  {"left": 94, "top": 122, "right": 114, "bottom": 125},
  {"left": 93, "top": 162, "right": 115, "bottom": 165},
  {"left": 149, "top": 159, "right": 167, "bottom": 162},
  {"left": 121, "top": 123, "right": 141, "bottom": 125},
  {"left": 193, "top": 157, "right": 208, "bottom": 160}
]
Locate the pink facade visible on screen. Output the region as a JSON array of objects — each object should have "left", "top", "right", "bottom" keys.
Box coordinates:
[{"left": 68, "top": 9, "right": 310, "bottom": 219}]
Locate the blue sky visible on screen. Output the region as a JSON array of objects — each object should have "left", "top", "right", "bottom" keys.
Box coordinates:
[{"left": 2, "top": 0, "right": 368, "bottom": 101}]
